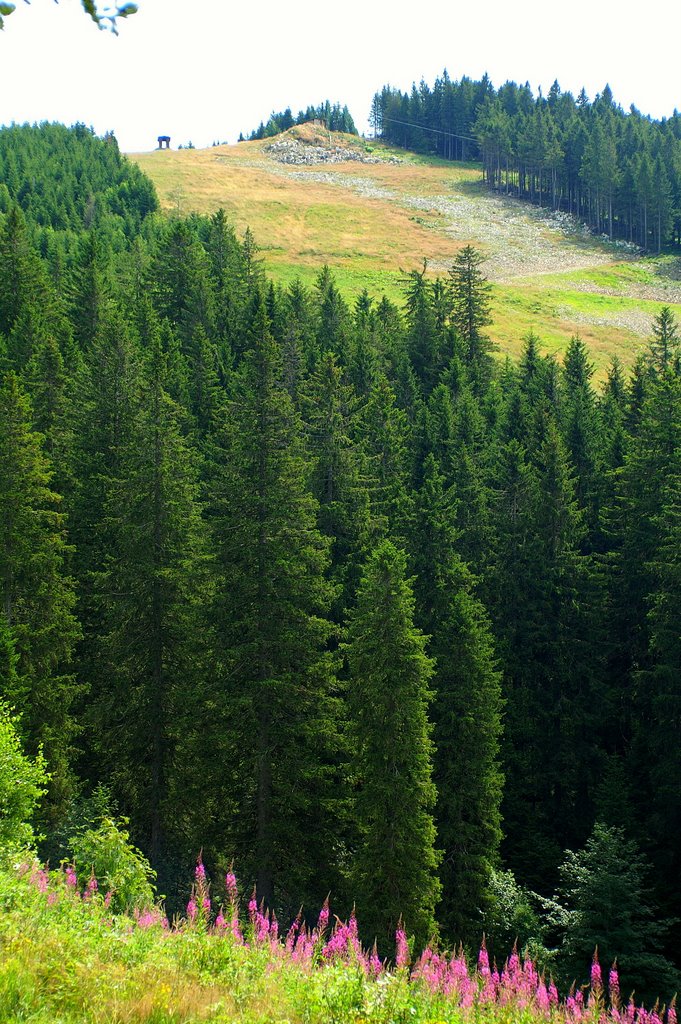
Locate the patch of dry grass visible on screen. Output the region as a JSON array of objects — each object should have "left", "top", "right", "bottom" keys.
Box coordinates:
[{"left": 131, "top": 138, "right": 676, "bottom": 375}]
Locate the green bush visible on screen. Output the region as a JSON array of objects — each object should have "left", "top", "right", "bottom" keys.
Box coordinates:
[
  {"left": 554, "top": 822, "right": 680, "bottom": 1002},
  {"left": 0, "top": 702, "right": 48, "bottom": 860},
  {"left": 68, "top": 815, "right": 157, "bottom": 913},
  {"left": 483, "top": 867, "right": 546, "bottom": 963}
]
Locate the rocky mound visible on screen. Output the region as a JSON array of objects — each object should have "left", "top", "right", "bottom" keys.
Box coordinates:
[{"left": 264, "top": 124, "right": 401, "bottom": 166}]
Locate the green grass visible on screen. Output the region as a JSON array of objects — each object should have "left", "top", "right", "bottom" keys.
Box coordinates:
[
  {"left": 0, "top": 862, "right": 630, "bottom": 1024},
  {"left": 263, "top": 258, "right": 410, "bottom": 307}
]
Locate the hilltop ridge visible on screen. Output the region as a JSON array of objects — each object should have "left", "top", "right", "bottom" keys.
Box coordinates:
[{"left": 132, "top": 133, "right": 681, "bottom": 374}]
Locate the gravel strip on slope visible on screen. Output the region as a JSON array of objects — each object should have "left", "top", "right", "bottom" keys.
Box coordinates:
[
  {"left": 233, "top": 151, "right": 641, "bottom": 282},
  {"left": 557, "top": 306, "right": 656, "bottom": 336},
  {"left": 561, "top": 278, "right": 681, "bottom": 304}
]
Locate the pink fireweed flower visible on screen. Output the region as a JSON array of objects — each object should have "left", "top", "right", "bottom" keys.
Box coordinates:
[
  {"left": 317, "top": 897, "right": 330, "bottom": 935},
  {"left": 30, "top": 867, "right": 49, "bottom": 893},
  {"left": 610, "top": 961, "right": 621, "bottom": 1005},
  {"left": 135, "top": 906, "right": 166, "bottom": 930},
  {"left": 536, "top": 979, "right": 550, "bottom": 1013},
  {"left": 230, "top": 914, "right": 243, "bottom": 943},
  {"left": 215, "top": 911, "right": 226, "bottom": 929},
  {"left": 478, "top": 939, "right": 491, "bottom": 976},
  {"left": 87, "top": 873, "right": 98, "bottom": 895},
  {"left": 195, "top": 859, "right": 206, "bottom": 881},
  {"left": 521, "top": 954, "right": 538, "bottom": 994},
  {"left": 369, "top": 942, "right": 383, "bottom": 977},
  {"left": 186, "top": 898, "right": 197, "bottom": 922},
  {"left": 395, "top": 924, "right": 410, "bottom": 970},
  {"left": 225, "top": 870, "right": 238, "bottom": 904},
  {"left": 567, "top": 994, "right": 583, "bottom": 1022},
  {"left": 248, "top": 889, "right": 258, "bottom": 924},
  {"left": 591, "top": 950, "right": 603, "bottom": 995},
  {"left": 202, "top": 896, "right": 211, "bottom": 914},
  {"left": 323, "top": 914, "right": 361, "bottom": 964},
  {"left": 104, "top": 891, "right": 112, "bottom": 908},
  {"left": 668, "top": 1001, "right": 678, "bottom": 1024},
  {"left": 443, "top": 949, "right": 469, "bottom": 998},
  {"left": 507, "top": 944, "right": 521, "bottom": 979},
  {"left": 480, "top": 971, "right": 497, "bottom": 1004},
  {"left": 415, "top": 947, "right": 448, "bottom": 994},
  {"left": 549, "top": 980, "right": 559, "bottom": 1006},
  {"left": 255, "top": 905, "right": 270, "bottom": 943},
  {"left": 270, "top": 912, "right": 279, "bottom": 942},
  {"left": 65, "top": 865, "right": 77, "bottom": 888},
  {"left": 286, "top": 912, "right": 301, "bottom": 953},
  {"left": 293, "top": 926, "right": 313, "bottom": 964}
]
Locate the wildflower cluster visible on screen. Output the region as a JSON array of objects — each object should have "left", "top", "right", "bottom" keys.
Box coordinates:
[{"left": 19, "top": 861, "right": 677, "bottom": 1024}]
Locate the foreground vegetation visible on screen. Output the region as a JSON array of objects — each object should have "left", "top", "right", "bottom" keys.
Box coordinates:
[{"left": 0, "top": 854, "right": 677, "bottom": 1024}]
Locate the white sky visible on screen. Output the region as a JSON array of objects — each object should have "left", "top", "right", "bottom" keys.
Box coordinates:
[{"left": 1, "top": 0, "right": 680, "bottom": 153}]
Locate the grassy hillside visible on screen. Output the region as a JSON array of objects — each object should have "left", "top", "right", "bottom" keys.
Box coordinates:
[
  {"left": 132, "top": 126, "right": 681, "bottom": 376},
  {"left": 2, "top": 859, "right": 672, "bottom": 1024}
]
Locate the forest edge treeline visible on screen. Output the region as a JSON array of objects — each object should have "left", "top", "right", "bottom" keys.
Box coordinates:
[{"left": 371, "top": 74, "right": 681, "bottom": 251}]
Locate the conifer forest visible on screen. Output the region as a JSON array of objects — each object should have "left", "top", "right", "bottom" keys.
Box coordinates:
[{"left": 1, "top": 92, "right": 681, "bottom": 1011}]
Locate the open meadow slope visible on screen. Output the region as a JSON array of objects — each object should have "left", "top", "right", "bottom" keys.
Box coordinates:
[{"left": 133, "top": 125, "right": 681, "bottom": 376}]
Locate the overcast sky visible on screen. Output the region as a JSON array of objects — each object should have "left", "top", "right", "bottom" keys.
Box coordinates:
[{"left": 1, "top": 0, "right": 680, "bottom": 153}]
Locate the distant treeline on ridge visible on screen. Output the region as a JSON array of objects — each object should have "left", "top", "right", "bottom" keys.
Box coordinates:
[{"left": 243, "top": 100, "right": 357, "bottom": 141}]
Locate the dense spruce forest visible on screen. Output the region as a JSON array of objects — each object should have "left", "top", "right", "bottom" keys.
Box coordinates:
[
  {"left": 371, "top": 75, "right": 681, "bottom": 250},
  {"left": 1, "top": 122, "right": 681, "bottom": 1000},
  {"left": 244, "top": 100, "right": 357, "bottom": 141}
]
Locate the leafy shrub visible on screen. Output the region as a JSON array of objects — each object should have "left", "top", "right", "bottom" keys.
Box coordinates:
[
  {"left": 482, "top": 867, "right": 553, "bottom": 970},
  {"left": 68, "top": 814, "right": 156, "bottom": 913},
  {"left": 0, "top": 702, "right": 48, "bottom": 860}
]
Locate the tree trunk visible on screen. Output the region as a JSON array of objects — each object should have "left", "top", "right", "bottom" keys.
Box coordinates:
[
  {"left": 149, "top": 412, "right": 164, "bottom": 865},
  {"left": 255, "top": 403, "right": 274, "bottom": 907}
]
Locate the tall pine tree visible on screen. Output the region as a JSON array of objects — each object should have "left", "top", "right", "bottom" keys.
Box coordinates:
[{"left": 345, "top": 540, "right": 440, "bottom": 951}]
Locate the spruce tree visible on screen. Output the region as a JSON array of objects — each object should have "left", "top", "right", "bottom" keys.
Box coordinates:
[
  {"left": 357, "top": 373, "right": 414, "bottom": 544},
  {"left": 404, "top": 263, "right": 441, "bottom": 395},
  {"left": 0, "top": 205, "right": 51, "bottom": 344},
  {"left": 345, "top": 540, "right": 440, "bottom": 952},
  {"left": 301, "top": 351, "right": 371, "bottom": 617},
  {"left": 632, "top": 465, "right": 681, "bottom": 947},
  {"left": 562, "top": 336, "right": 600, "bottom": 536},
  {"left": 555, "top": 824, "right": 679, "bottom": 1002},
  {"left": 613, "top": 312, "right": 681, "bottom": 731},
  {"left": 90, "top": 330, "right": 211, "bottom": 868},
  {"left": 412, "top": 455, "right": 503, "bottom": 945},
  {"left": 448, "top": 245, "right": 494, "bottom": 393},
  {"left": 208, "top": 303, "right": 341, "bottom": 912},
  {"left": 490, "top": 422, "right": 598, "bottom": 889},
  {"left": 68, "top": 230, "right": 111, "bottom": 349},
  {"left": 150, "top": 218, "right": 215, "bottom": 351},
  {"left": 0, "top": 371, "right": 80, "bottom": 811},
  {"left": 67, "top": 304, "right": 144, "bottom": 807}
]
